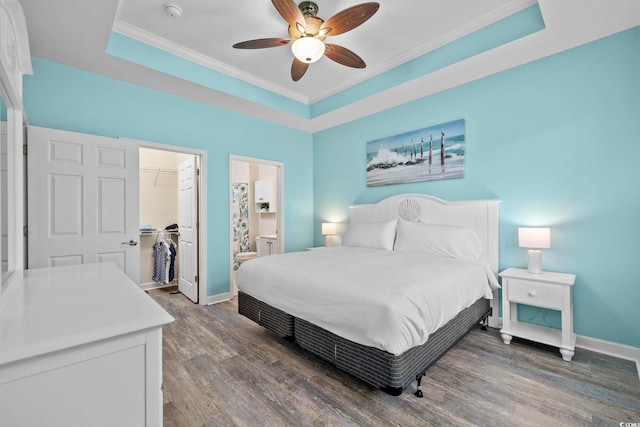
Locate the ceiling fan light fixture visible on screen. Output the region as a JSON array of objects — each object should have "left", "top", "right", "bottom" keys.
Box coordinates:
[
  {"left": 291, "top": 36, "right": 325, "bottom": 63},
  {"left": 232, "top": 1, "right": 380, "bottom": 81}
]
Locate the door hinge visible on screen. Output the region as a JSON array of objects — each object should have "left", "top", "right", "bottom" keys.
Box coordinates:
[
  {"left": 23, "top": 226, "right": 28, "bottom": 236},
  {"left": 23, "top": 144, "right": 27, "bottom": 156},
  {"left": 196, "top": 221, "right": 199, "bottom": 229},
  {"left": 194, "top": 275, "right": 199, "bottom": 283},
  {"left": 196, "top": 168, "right": 200, "bottom": 176}
]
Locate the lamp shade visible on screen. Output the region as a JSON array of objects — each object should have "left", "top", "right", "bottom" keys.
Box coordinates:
[
  {"left": 291, "top": 37, "right": 325, "bottom": 63},
  {"left": 321, "top": 222, "right": 337, "bottom": 236},
  {"left": 518, "top": 227, "right": 551, "bottom": 249}
]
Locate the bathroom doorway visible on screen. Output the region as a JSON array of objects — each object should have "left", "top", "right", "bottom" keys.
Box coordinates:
[{"left": 229, "top": 155, "right": 283, "bottom": 297}]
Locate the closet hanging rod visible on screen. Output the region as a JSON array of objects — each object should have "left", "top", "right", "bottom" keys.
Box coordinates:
[
  {"left": 140, "top": 167, "right": 178, "bottom": 186},
  {"left": 140, "top": 167, "right": 178, "bottom": 175},
  {"left": 140, "top": 230, "right": 180, "bottom": 235}
]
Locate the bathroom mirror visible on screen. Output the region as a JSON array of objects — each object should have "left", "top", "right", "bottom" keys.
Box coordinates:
[{"left": 0, "top": 0, "right": 32, "bottom": 297}]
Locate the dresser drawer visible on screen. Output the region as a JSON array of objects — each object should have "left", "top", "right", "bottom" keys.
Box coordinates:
[{"left": 507, "top": 278, "right": 563, "bottom": 309}]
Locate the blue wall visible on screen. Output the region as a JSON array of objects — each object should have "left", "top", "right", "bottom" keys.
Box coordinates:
[
  {"left": 23, "top": 57, "right": 315, "bottom": 297},
  {"left": 313, "top": 28, "right": 640, "bottom": 347},
  {"left": 106, "top": 32, "right": 310, "bottom": 119}
]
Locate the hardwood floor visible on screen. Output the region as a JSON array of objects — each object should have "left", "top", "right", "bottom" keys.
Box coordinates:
[{"left": 148, "top": 288, "right": 640, "bottom": 426}]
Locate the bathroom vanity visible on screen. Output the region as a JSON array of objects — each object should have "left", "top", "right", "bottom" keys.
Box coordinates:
[{"left": 257, "top": 235, "right": 279, "bottom": 256}]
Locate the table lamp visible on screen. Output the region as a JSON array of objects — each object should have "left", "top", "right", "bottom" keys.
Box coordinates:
[
  {"left": 518, "top": 227, "right": 551, "bottom": 274},
  {"left": 322, "top": 223, "right": 337, "bottom": 247}
]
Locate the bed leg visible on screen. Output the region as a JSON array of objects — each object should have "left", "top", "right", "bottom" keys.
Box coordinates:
[
  {"left": 481, "top": 315, "right": 488, "bottom": 331},
  {"left": 414, "top": 372, "right": 425, "bottom": 398}
]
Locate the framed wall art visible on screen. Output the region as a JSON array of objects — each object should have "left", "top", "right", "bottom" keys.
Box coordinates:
[{"left": 366, "top": 119, "right": 465, "bottom": 187}]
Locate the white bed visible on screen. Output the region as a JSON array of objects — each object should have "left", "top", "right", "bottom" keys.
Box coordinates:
[
  {"left": 238, "top": 246, "right": 497, "bottom": 355},
  {"left": 236, "top": 194, "right": 500, "bottom": 396}
]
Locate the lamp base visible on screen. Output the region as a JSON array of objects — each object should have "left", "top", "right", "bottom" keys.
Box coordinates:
[
  {"left": 325, "top": 235, "right": 333, "bottom": 247},
  {"left": 527, "top": 249, "right": 543, "bottom": 274}
]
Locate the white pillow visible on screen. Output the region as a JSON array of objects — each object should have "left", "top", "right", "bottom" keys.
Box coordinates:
[
  {"left": 342, "top": 219, "right": 397, "bottom": 250},
  {"left": 394, "top": 219, "right": 483, "bottom": 262}
]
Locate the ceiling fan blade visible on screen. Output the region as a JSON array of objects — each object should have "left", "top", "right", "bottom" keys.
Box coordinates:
[
  {"left": 233, "top": 38, "right": 291, "bottom": 49},
  {"left": 291, "top": 58, "right": 309, "bottom": 81},
  {"left": 320, "top": 2, "right": 379, "bottom": 36},
  {"left": 272, "top": 0, "right": 306, "bottom": 29},
  {"left": 325, "top": 44, "right": 366, "bottom": 68}
]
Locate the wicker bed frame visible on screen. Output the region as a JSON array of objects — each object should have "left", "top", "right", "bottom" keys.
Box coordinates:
[{"left": 237, "top": 194, "right": 500, "bottom": 396}]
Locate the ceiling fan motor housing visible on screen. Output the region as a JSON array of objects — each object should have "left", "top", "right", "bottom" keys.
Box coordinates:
[
  {"left": 288, "top": 16, "right": 325, "bottom": 40},
  {"left": 299, "top": 1, "right": 319, "bottom": 17},
  {"left": 289, "top": 2, "right": 325, "bottom": 41}
]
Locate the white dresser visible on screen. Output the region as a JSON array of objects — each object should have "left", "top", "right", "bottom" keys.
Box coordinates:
[{"left": 0, "top": 263, "right": 174, "bottom": 426}]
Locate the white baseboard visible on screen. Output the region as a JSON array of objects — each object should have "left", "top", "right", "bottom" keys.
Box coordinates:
[
  {"left": 139, "top": 281, "right": 177, "bottom": 291},
  {"left": 495, "top": 315, "right": 639, "bottom": 376},
  {"left": 205, "top": 292, "right": 232, "bottom": 305},
  {"left": 575, "top": 334, "right": 640, "bottom": 363}
]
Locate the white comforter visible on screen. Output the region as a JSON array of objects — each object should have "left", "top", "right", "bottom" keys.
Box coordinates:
[{"left": 237, "top": 246, "right": 498, "bottom": 355}]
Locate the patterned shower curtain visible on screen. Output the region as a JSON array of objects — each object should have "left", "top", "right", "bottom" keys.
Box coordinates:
[{"left": 232, "top": 183, "right": 250, "bottom": 264}]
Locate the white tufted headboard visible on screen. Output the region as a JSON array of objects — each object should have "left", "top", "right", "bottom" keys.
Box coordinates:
[{"left": 348, "top": 194, "right": 500, "bottom": 275}]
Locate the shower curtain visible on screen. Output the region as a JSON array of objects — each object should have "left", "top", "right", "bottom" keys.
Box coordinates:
[{"left": 232, "top": 183, "right": 250, "bottom": 266}]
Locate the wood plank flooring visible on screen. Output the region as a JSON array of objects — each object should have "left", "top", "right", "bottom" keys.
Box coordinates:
[{"left": 148, "top": 288, "right": 640, "bottom": 426}]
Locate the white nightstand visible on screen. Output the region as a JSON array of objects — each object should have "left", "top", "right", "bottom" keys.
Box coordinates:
[{"left": 499, "top": 267, "right": 576, "bottom": 361}]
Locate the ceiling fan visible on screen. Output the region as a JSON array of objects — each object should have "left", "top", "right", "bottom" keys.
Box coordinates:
[{"left": 232, "top": 0, "right": 380, "bottom": 81}]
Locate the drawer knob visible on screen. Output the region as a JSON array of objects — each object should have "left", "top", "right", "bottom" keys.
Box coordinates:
[{"left": 528, "top": 290, "right": 537, "bottom": 297}]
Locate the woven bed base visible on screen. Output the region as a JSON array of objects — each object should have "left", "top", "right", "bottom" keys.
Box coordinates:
[
  {"left": 295, "top": 298, "right": 490, "bottom": 395},
  {"left": 238, "top": 291, "right": 489, "bottom": 395},
  {"left": 238, "top": 291, "right": 294, "bottom": 338}
]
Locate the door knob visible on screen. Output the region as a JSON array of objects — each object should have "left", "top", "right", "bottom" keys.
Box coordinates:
[{"left": 122, "top": 239, "right": 138, "bottom": 246}]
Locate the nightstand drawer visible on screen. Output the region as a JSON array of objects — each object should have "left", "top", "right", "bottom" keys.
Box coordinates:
[{"left": 507, "top": 278, "right": 563, "bottom": 309}]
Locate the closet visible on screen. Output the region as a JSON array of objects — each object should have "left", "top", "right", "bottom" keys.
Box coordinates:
[{"left": 139, "top": 147, "right": 197, "bottom": 296}]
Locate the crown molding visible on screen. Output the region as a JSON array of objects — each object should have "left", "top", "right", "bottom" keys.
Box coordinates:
[
  {"left": 112, "top": 0, "right": 536, "bottom": 107},
  {"left": 111, "top": 20, "right": 311, "bottom": 105}
]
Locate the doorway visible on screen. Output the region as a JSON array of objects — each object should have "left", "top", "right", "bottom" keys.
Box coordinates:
[
  {"left": 229, "top": 156, "right": 283, "bottom": 297},
  {"left": 139, "top": 146, "right": 202, "bottom": 304},
  {"left": 25, "top": 128, "right": 208, "bottom": 304}
]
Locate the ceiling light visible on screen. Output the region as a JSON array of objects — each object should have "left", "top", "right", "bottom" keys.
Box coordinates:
[
  {"left": 291, "top": 37, "right": 325, "bottom": 64},
  {"left": 165, "top": 4, "right": 182, "bottom": 19}
]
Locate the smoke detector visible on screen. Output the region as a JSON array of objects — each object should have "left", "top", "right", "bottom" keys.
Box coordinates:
[{"left": 165, "top": 4, "right": 182, "bottom": 19}]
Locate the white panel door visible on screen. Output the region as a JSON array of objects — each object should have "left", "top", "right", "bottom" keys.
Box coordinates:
[
  {"left": 178, "top": 157, "right": 198, "bottom": 303},
  {"left": 27, "top": 126, "right": 140, "bottom": 282}
]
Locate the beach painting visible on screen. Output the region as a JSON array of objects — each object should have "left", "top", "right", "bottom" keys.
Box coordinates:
[{"left": 366, "top": 119, "right": 465, "bottom": 187}]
